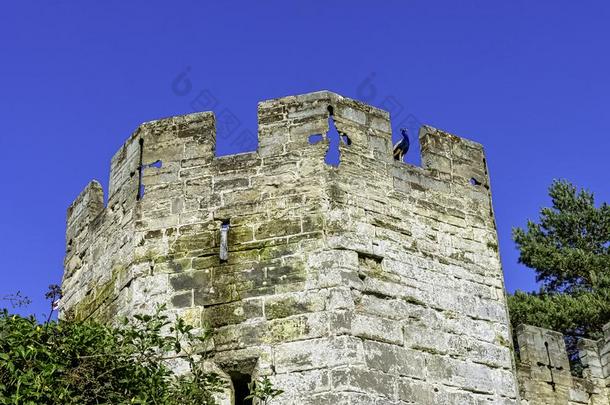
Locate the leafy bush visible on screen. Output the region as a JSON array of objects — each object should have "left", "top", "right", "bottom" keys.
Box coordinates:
[
  {"left": 0, "top": 304, "right": 224, "bottom": 404},
  {"left": 246, "top": 376, "right": 284, "bottom": 405}
]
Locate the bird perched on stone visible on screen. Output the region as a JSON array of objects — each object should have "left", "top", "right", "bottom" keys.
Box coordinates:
[{"left": 393, "top": 128, "right": 410, "bottom": 162}]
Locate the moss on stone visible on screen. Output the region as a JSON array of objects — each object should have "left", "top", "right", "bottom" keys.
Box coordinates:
[
  {"left": 402, "top": 295, "right": 426, "bottom": 307},
  {"left": 70, "top": 265, "right": 127, "bottom": 322},
  {"left": 495, "top": 334, "right": 510, "bottom": 348},
  {"left": 264, "top": 317, "right": 309, "bottom": 343}
]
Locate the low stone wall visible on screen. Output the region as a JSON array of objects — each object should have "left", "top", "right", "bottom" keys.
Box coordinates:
[{"left": 517, "top": 324, "right": 610, "bottom": 405}]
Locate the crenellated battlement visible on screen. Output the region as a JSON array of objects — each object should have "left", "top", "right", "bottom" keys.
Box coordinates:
[
  {"left": 67, "top": 91, "right": 490, "bottom": 223},
  {"left": 61, "top": 91, "right": 518, "bottom": 404},
  {"left": 516, "top": 324, "right": 610, "bottom": 404}
]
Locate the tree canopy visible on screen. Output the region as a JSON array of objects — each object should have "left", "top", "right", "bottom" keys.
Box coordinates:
[{"left": 508, "top": 180, "right": 610, "bottom": 342}]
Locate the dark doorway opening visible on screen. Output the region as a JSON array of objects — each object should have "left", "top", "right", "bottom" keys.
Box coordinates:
[{"left": 231, "top": 372, "right": 252, "bottom": 404}]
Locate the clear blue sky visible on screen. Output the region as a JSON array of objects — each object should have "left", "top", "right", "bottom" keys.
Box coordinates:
[{"left": 1, "top": 1, "right": 609, "bottom": 319}]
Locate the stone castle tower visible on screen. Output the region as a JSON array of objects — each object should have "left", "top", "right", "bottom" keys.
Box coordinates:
[{"left": 60, "top": 91, "right": 610, "bottom": 404}]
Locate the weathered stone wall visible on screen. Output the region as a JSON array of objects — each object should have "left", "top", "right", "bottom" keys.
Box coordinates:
[
  {"left": 516, "top": 324, "right": 610, "bottom": 405},
  {"left": 61, "top": 91, "right": 521, "bottom": 403}
]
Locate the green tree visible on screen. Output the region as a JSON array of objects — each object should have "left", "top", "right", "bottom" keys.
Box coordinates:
[
  {"left": 508, "top": 180, "right": 610, "bottom": 364},
  {"left": 0, "top": 294, "right": 225, "bottom": 404}
]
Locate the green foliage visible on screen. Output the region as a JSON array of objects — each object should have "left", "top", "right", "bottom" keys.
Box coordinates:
[
  {"left": 512, "top": 179, "right": 610, "bottom": 293},
  {"left": 508, "top": 288, "right": 610, "bottom": 341},
  {"left": 509, "top": 180, "right": 610, "bottom": 371},
  {"left": 0, "top": 305, "right": 224, "bottom": 404},
  {"left": 246, "top": 376, "right": 284, "bottom": 405}
]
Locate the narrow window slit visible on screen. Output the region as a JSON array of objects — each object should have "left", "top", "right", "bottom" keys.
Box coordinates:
[
  {"left": 220, "top": 219, "right": 230, "bottom": 262},
  {"left": 544, "top": 341, "right": 557, "bottom": 391},
  {"left": 136, "top": 138, "right": 144, "bottom": 201},
  {"left": 135, "top": 137, "right": 163, "bottom": 201}
]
